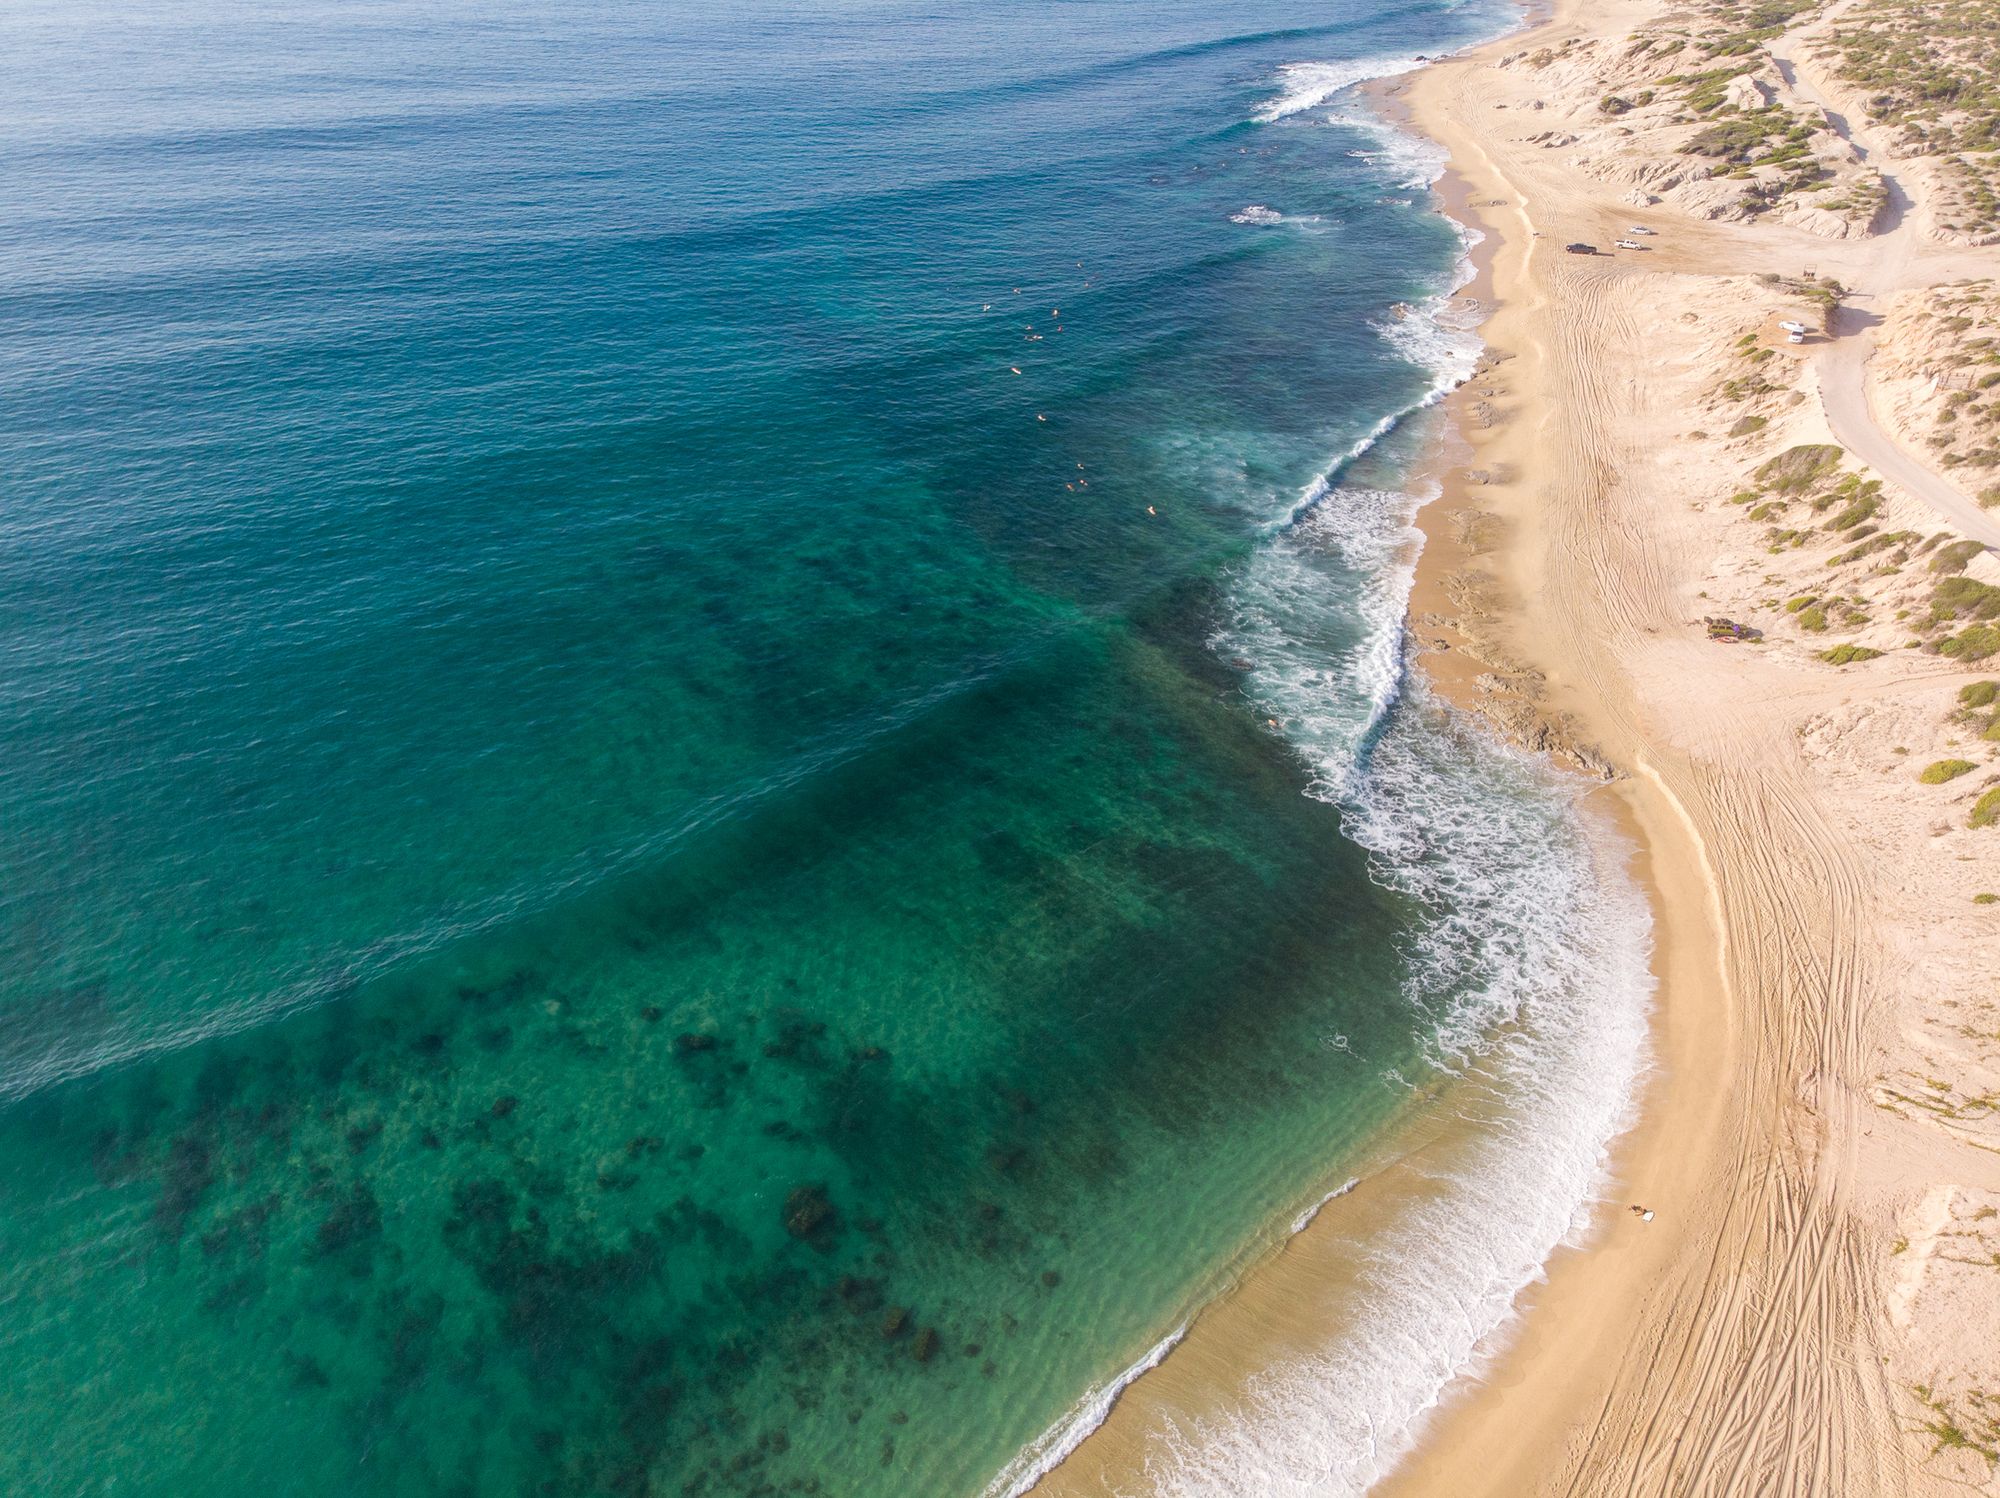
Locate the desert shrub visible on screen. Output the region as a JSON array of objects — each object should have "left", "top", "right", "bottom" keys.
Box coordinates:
[
  {"left": 1962, "top": 680, "right": 1999, "bottom": 707},
  {"left": 1931, "top": 539, "right": 1990, "bottom": 573},
  {"left": 1729, "top": 415, "right": 1769, "bottom": 437},
  {"left": 1933, "top": 575, "right": 2000, "bottom": 621},
  {"left": 1973, "top": 786, "right": 2000, "bottom": 829},
  {"left": 1921, "top": 758, "right": 1978, "bottom": 783},
  {"left": 1755, "top": 444, "right": 1842, "bottom": 494},
  {"left": 1677, "top": 66, "right": 1757, "bottom": 113},
  {"left": 1939, "top": 624, "right": 2000, "bottom": 660},
  {"left": 1819, "top": 644, "right": 1884, "bottom": 663},
  {"left": 1687, "top": 116, "right": 1776, "bottom": 159}
]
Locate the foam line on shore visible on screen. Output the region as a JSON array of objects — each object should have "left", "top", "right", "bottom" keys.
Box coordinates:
[
  {"left": 989, "top": 37, "right": 1651, "bottom": 1495},
  {"left": 1128, "top": 54, "right": 1656, "bottom": 1485},
  {"left": 982, "top": 1323, "right": 1191, "bottom": 1498},
  {"left": 1291, "top": 1177, "right": 1362, "bottom": 1234}
]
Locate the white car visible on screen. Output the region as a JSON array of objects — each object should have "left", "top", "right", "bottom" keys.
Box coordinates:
[
  {"left": 1627, "top": 225, "right": 1656, "bottom": 235},
  {"left": 1615, "top": 239, "right": 1644, "bottom": 249}
]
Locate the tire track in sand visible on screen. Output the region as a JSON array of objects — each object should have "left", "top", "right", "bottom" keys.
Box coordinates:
[{"left": 1513, "top": 253, "right": 1909, "bottom": 1496}]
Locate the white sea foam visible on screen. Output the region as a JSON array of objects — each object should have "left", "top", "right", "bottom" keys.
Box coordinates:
[
  {"left": 992, "top": 40, "right": 1651, "bottom": 1494},
  {"left": 1254, "top": 57, "right": 1424, "bottom": 123},
  {"left": 1290, "top": 1177, "right": 1362, "bottom": 1235},
  {"left": 1276, "top": 264, "right": 1481, "bottom": 540},
  {"left": 1221, "top": 486, "right": 1429, "bottom": 795},
  {"left": 1143, "top": 217, "right": 1655, "bottom": 1486},
  {"left": 982, "top": 1321, "right": 1190, "bottom": 1498},
  {"left": 1231, "top": 205, "right": 1329, "bottom": 227},
  {"left": 1125, "top": 314, "right": 1654, "bottom": 1493},
  {"left": 1332, "top": 104, "right": 1453, "bottom": 190},
  {"left": 1124, "top": 692, "right": 1654, "bottom": 1496}
]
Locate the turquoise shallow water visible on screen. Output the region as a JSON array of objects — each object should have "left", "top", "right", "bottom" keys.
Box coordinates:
[{"left": 0, "top": 1, "right": 1559, "bottom": 1494}]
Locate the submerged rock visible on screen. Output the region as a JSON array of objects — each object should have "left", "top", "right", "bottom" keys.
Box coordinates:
[
  {"left": 782, "top": 1183, "right": 840, "bottom": 1246},
  {"left": 834, "top": 1274, "right": 883, "bottom": 1312}
]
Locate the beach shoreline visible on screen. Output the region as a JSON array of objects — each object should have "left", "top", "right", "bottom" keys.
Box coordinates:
[
  {"left": 1017, "top": 10, "right": 1682, "bottom": 1487},
  {"left": 1374, "top": 22, "right": 1746, "bottom": 1484},
  {"left": 1382, "top": 0, "right": 2000, "bottom": 1485},
  {"left": 1024, "top": 0, "right": 2000, "bottom": 1486}
]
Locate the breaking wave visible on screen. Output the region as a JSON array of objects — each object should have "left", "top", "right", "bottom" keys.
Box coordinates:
[
  {"left": 994, "top": 32, "right": 1649, "bottom": 1497},
  {"left": 983, "top": 1323, "right": 1190, "bottom": 1498},
  {"left": 1254, "top": 57, "right": 1426, "bottom": 123}
]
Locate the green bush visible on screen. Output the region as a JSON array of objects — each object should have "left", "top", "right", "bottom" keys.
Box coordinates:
[
  {"left": 1975, "top": 892, "right": 1999, "bottom": 904},
  {"left": 1973, "top": 786, "right": 2000, "bottom": 829},
  {"left": 1755, "top": 444, "right": 1842, "bottom": 494},
  {"left": 1679, "top": 66, "right": 1757, "bottom": 114},
  {"left": 1819, "top": 644, "right": 1885, "bottom": 664},
  {"left": 1729, "top": 414, "right": 1769, "bottom": 437},
  {"left": 1921, "top": 758, "right": 1978, "bottom": 783},
  {"left": 1961, "top": 680, "right": 1999, "bottom": 707},
  {"left": 1931, "top": 539, "right": 1990, "bottom": 573},
  {"left": 1940, "top": 624, "right": 2000, "bottom": 660},
  {"left": 1687, "top": 117, "right": 1776, "bottom": 158},
  {"left": 1932, "top": 576, "right": 2000, "bottom": 622},
  {"left": 1797, "top": 605, "right": 1829, "bottom": 632}
]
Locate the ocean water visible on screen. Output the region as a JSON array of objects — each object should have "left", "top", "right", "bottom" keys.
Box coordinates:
[{"left": 0, "top": 1, "right": 1648, "bottom": 1495}]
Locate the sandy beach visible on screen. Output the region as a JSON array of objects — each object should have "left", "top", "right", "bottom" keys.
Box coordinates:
[
  {"left": 1033, "top": 0, "right": 2000, "bottom": 1490},
  {"left": 1389, "top": 0, "right": 2000, "bottom": 1485}
]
